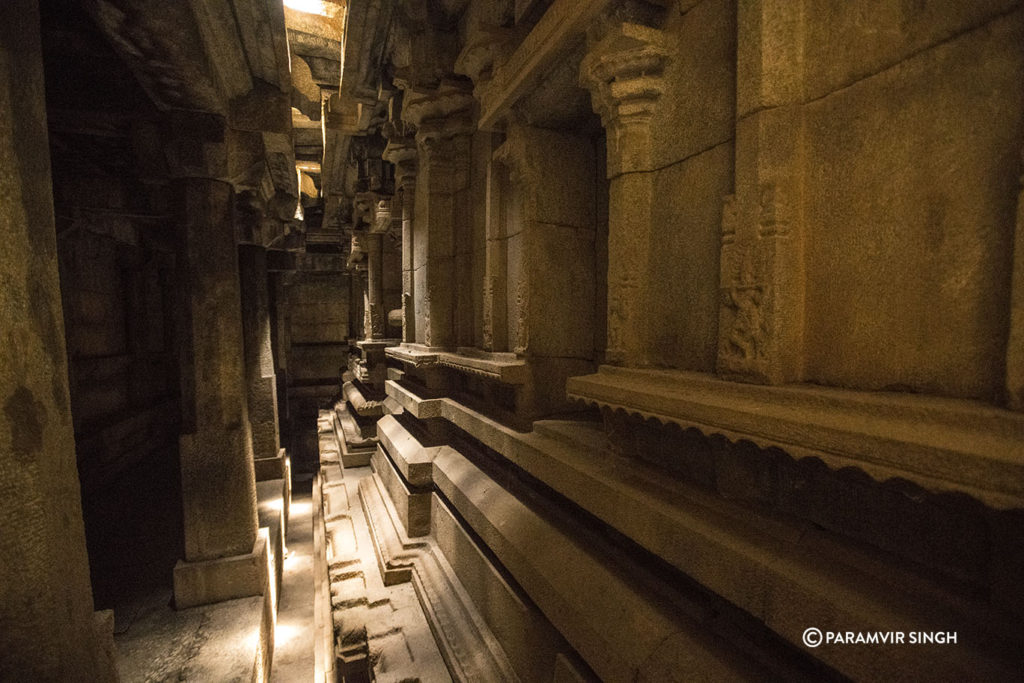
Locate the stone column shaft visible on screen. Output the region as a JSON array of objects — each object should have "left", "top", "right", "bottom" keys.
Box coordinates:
[
  {"left": 402, "top": 84, "right": 475, "bottom": 349},
  {"left": 0, "top": 2, "right": 115, "bottom": 677},
  {"left": 239, "top": 245, "right": 281, "bottom": 460},
  {"left": 414, "top": 126, "right": 472, "bottom": 348},
  {"left": 176, "top": 178, "right": 258, "bottom": 562},
  {"left": 483, "top": 146, "right": 508, "bottom": 351},
  {"left": 494, "top": 124, "right": 596, "bottom": 359},
  {"left": 366, "top": 233, "right": 384, "bottom": 339},
  {"left": 401, "top": 180, "right": 417, "bottom": 342},
  {"left": 1008, "top": 162, "right": 1024, "bottom": 410},
  {"left": 172, "top": 177, "right": 266, "bottom": 609},
  {"left": 716, "top": 0, "right": 807, "bottom": 384}
]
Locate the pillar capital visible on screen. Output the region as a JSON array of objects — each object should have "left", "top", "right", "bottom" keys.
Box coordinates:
[
  {"left": 401, "top": 80, "right": 475, "bottom": 130},
  {"left": 580, "top": 23, "right": 670, "bottom": 177}
]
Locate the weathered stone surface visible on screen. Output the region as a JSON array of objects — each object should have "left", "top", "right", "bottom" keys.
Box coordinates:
[
  {"left": 802, "top": 10, "right": 1024, "bottom": 399},
  {"left": 175, "top": 178, "right": 260, "bottom": 568},
  {"left": 0, "top": 2, "right": 114, "bottom": 678},
  {"left": 240, "top": 245, "right": 281, "bottom": 461}
]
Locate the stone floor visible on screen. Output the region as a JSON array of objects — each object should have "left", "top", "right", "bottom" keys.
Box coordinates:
[
  {"left": 115, "top": 590, "right": 268, "bottom": 682},
  {"left": 271, "top": 474, "right": 316, "bottom": 681},
  {"left": 114, "top": 472, "right": 315, "bottom": 682}
]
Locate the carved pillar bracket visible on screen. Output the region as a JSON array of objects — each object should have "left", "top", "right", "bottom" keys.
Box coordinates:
[
  {"left": 580, "top": 23, "right": 670, "bottom": 178},
  {"left": 717, "top": 0, "right": 806, "bottom": 385},
  {"left": 581, "top": 23, "right": 669, "bottom": 366}
]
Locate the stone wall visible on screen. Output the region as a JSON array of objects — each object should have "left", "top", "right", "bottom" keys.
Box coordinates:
[
  {"left": 801, "top": 3, "right": 1024, "bottom": 399},
  {"left": 286, "top": 272, "right": 351, "bottom": 382},
  {"left": 648, "top": 0, "right": 736, "bottom": 371}
]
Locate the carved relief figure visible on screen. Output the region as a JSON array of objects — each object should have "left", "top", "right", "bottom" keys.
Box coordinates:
[
  {"left": 720, "top": 246, "right": 767, "bottom": 363},
  {"left": 514, "top": 276, "right": 528, "bottom": 355}
]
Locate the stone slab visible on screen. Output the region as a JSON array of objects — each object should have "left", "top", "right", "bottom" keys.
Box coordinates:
[{"left": 372, "top": 446, "right": 432, "bottom": 537}]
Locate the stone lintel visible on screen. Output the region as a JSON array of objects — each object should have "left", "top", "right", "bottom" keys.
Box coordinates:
[
  {"left": 477, "top": 0, "right": 612, "bottom": 131},
  {"left": 386, "top": 344, "right": 443, "bottom": 368}
]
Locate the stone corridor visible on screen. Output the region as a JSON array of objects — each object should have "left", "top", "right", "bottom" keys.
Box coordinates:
[{"left": 2, "top": 0, "right": 1024, "bottom": 681}]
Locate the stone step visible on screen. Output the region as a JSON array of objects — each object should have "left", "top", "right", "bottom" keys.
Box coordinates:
[{"left": 388, "top": 383, "right": 1024, "bottom": 680}]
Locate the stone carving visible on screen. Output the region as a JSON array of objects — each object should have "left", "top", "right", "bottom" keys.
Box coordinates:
[
  {"left": 579, "top": 23, "right": 670, "bottom": 177},
  {"left": 757, "top": 183, "right": 790, "bottom": 237},
  {"left": 721, "top": 194, "right": 737, "bottom": 245},
  {"left": 513, "top": 276, "right": 528, "bottom": 355},
  {"left": 718, "top": 243, "right": 769, "bottom": 379},
  {"left": 369, "top": 303, "right": 384, "bottom": 339},
  {"left": 482, "top": 276, "right": 496, "bottom": 351},
  {"left": 402, "top": 293, "right": 413, "bottom": 343},
  {"left": 606, "top": 274, "right": 639, "bottom": 362}
]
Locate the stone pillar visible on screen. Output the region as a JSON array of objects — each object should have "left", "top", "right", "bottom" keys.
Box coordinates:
[
  {"left": 384, "top": 137, "right": 418, "bottom": 344},
  {"left": 1008, "top": 153, "right": 1024, "bottom": 410},
  {"left": 716, "top": 0, "right": 806, "bottom": 384},
  {"left": 581, "top": 23, "right": 670, "bottom": 367},
  {"left": 170, "top": 144, "right": 266, "bottom": 607},
  {"left": 239, "top": 245, "right": 281, "bottom": 461},
  {"left": 0, "top": 2, "right": 116, "bottom": 678},
  {"left": 271, "top": 271, "right": 292, "bottom": 428},
  {"left": 483, "top": 136, "right": 508, "bottom": 352},
  {"left": 403, "top": 83, "right": 475, "bottom": 348},
  {"left": 366, "top": 233, "right": 385, "bottom": 339}
]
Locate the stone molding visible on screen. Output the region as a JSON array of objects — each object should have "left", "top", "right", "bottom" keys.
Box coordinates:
[
  {"left": 386, "top": 380, "right": 1024, "bottom": 680},
  {"left": 566, "top": 365, "right": 1024, "bottom": 509}
]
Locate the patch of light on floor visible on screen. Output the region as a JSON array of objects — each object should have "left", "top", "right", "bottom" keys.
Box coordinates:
[
  {"left": 275, "top": 622, "right": 299, "bottom": 647},
  {"left": 283, "top": 0, "right": 341, "bottom": 18},
  {"left": 290, "top": 501, "right": 312, "bottom": 516}
]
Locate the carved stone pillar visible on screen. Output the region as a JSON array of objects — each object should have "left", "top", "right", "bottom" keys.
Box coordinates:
[
  {"left": 717, "top": 0, "right": 806, "bottom": 384},
  {"left": 483, "top": 137, "right": 509, "bottom": 352},
  {"left": 239, "top": 245, "right": 281, "bottom": 461},
  {"left": 0, "top": 2, "right": 116, "bottom": 678},
  {"left": 492, "top": 123, "right": 597, "bottom": 417},
  {"left": 167, "top": 115, "right": 266, "bottom": 609},
  {"left": 403, "top": 83, "right": 475, "bottom": 349},
  {"left": 581, "top": 23, "right": 670, "bottom": 367},
  {"left": 365, "top": 232, "right": 385, "bottom": 339},
  {"left": 384, "top": 136, "right": 418, "bottom": 344}
]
